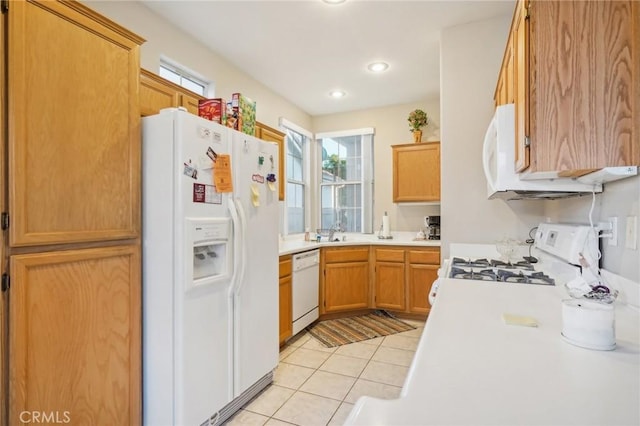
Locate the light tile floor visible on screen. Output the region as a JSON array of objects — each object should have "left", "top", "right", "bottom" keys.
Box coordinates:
[{"left": 225, "top": 319, "right": 425, "bottom": 426}]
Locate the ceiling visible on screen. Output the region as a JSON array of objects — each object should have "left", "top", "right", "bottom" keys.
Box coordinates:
[{"left": 141, "top": 0, "right": 514, "bottom": 116}]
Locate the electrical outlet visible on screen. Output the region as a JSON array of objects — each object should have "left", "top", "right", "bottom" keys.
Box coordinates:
[
  {"left": 625, "top": 216, "right": 637, "bottom": 250},
  {"left": 607, "top": 217, "right": 618, "bottom": 246}
]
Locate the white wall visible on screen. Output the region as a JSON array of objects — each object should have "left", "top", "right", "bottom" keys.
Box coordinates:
[
  {"left": 312, "top": 101, "right": 441, "bottom": 234},
  {"left": 87, "top": 0, "right": 311, "bottom": 131},
  {"left": 440, "top": 15, "right": 545, "bottom": 261},
  {"left": 544, "top": 177, "right": 640, "bottom": 282}
]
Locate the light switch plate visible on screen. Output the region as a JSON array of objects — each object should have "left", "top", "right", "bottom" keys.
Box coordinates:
[{"left": 625, "top": 216, "right": 637, "bottom": 250}]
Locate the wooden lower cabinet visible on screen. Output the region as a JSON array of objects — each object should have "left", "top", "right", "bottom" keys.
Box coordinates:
[
  {"left": 407, "top": 249, "right": 440, "bottom": 315},
  {"left": 373, "top": 248, "right": 406, "bottom": 311},
  {"left": 408, "top": 263, "right": 439, "bottom": 314},
  {"left": 372, "top": 246, "right": 440, "bottom": 316},
  {"left": 317, "top": 245, "right": 440, "bottom": 317},
  {"left": 322, "top": 247, "right": 369, "bottom": 313},
  {"left": 9, "top": 245, "right": 141, "bottom": 426},
  {"left": 278, "top": 255, "right": 293, "bottom": 345}
]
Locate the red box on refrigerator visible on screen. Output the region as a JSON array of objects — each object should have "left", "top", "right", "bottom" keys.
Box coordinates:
[{"left": 198, "top": 98, "right": 226, "bottom": 124}]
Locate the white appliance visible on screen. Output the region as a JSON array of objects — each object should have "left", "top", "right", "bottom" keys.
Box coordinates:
[
  {"left": 142, "top": 108, "right": 279, "bottom": 426},
  {"left": 481, "top": 104, "right": 638, "bottom": 201},
  {"left": 437, "top": 223, "right": 608, "bottom": 300},
  {"left": 291, "top": 249, "right": 320, "bottom": 335}
]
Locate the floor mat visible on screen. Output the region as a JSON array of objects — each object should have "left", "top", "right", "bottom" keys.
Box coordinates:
[{"left": 306, "top": 310, "right": 416, "bottom": 348}]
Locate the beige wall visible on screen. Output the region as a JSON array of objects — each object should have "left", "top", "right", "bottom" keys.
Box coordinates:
[
  {"left": 87, "top": 0, "right": 311, "bottom": 131},
  {"left": 440, "top": 15, "right": 545, "bottom": 261},
  {"left": 312, "top": 101, "right": 441, "bottom": 234}
]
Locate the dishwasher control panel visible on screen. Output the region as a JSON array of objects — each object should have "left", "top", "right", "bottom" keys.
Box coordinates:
[{"left": 293, "top": 249, "right": 320, "bottom": 271}]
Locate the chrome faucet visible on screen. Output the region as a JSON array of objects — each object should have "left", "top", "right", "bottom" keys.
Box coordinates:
[{"left": 328, "top": 223, "right": 345, "bottom": 241}]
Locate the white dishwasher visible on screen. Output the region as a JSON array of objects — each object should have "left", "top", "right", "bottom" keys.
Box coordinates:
[{"left": 292, "top": 249, "right": 320, "bottom": 335}]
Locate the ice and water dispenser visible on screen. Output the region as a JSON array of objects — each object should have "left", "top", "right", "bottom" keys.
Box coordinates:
[{"left": 185, "top": 218, "right": 231, "bottom": 289}]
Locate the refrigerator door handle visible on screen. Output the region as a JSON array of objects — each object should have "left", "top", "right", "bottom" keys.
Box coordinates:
[
  {"left": 228, "top": 198, "right": 242, "bottom": 298},
  {"left": 230, "top": 198, "right": 248, "bottom": 297}
]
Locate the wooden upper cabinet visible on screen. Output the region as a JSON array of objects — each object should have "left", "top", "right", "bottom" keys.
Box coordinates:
[
  {"left": 179, "top": 91, "right": 201, "bottom": 116},
  {"left": 513, "top": 0, "right": 529, "bottom": 172},
  {"left": 502, "top": 0, "right": 639, "bottom": 175},
  {"left": 7, "top": 0, "right": 144, "bottom": 247},
  {"left": 392, "top": 142, "right": 440, "bottom": 202},
  {"left": 255, "top": 122, "right": 285, "bottom": 201},
  {"left": 140, "top": 69, "right": 181, "bottom": 116},
  {"left": 494, "top": 26, "right": 515, "bottom": 107},
  {"left": 140, "top": 68, "right": 205, "bottom": 117}
]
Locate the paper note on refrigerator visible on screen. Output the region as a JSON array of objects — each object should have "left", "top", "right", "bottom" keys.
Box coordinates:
[
  {"left": 251, "top": 184, "right": 260, "bottom": 207},
  {"left": 213, "top": 154, "right": 233, "bottom": 192}
]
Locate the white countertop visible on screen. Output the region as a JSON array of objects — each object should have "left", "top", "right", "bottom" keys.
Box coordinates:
[
  {"left": 345, "top": 276, "right": 640, "bottom": 425},
  {"left": 279, "top": 232, "right": 441, "bottom": 256}
]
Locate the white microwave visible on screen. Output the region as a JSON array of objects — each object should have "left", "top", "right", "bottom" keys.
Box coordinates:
[{"left": 482, "top": 104, "right": 604, "bottom": 200}]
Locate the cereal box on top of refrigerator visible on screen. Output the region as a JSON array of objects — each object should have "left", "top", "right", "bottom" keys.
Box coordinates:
[
  {"left": 232, "top": 93, "right": 256, "bottom": 136},
  {"left": 198, "top": 98, "right": 226, "bottom": 124}
]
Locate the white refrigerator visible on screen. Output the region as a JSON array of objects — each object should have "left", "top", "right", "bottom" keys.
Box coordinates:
[{"left": 142, "top": 108, "right": 279, "bottom": 426}]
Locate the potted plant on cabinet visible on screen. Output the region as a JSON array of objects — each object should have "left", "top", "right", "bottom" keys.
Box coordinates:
[{"left": 408, "top": 109, "right": 429, "bottom": 143}]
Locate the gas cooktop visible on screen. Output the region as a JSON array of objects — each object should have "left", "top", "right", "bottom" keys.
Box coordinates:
[{"left": 449, "top": 257, "right": 555, "bottom": 286}]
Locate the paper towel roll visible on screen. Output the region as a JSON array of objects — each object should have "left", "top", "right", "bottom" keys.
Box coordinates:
[
  {"left": 382, "top": 214, "right": 390, "bottom": 237},
  {"left": 561, "top": 299, "right": 615, "bottom": 351}
]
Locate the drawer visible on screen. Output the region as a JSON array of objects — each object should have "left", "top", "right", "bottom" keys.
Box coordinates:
[
  {"left": 324, "top": 248, "right": 369, "bottom": 263},
  {"left": 279, "top": 256, "right": 292, "bottom": 277},
  {"left": 408, "top": 249, "right": 440, "bottom": 265},
  {"left": 375, "top": 248, "right": 405, "bottom": 262}
]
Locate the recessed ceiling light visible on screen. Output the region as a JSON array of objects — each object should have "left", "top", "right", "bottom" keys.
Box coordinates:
[
  {"left": 329, "top": 90, "right": 346, "bottom": 99},
  {"left": 367, "top": 62, "right": 389, "bottom": 73},
  {"left": 322, "top": 0, "right": 346, "bottom": 4}
]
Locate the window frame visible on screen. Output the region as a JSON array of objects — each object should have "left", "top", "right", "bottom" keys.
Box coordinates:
[
  {"left": 280, "top": 118, "right": 313, "bottom": 236},
  {"left": 159, "top": 60, "right": 210, "bottom": 97},
  {"left": 316, "top": 128, "right": 375, "bottom": 234}
]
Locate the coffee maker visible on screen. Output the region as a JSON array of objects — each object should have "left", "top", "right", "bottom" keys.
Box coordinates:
[{"left": 426, "top": 216, "right": 440, "bottom": 240}]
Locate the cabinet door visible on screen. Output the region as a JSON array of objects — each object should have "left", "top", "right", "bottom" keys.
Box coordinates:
[
  {"left": 374, "top": 261, "right": 406, "bottom": 311},
  {"left": 9, "top": 245, "right": 141, "bottom": 426},
  {"left": 279, "top": 275, "right": 293, "bottom": 344},
  {"left": 408, "top": 264, "right": 439, "bottom": 314},
  {"left": 140, "top": 69, "right": 180, "bottom": 116},
  {"left": 324, "top": 262, "right": 369, "bottom": 312},
  {"left": 256, "top": 122, "right": 285, "bottom": 201},
  {"left": 7, "top": 1, "right": 143, "bottom": 247},
  {"left": 180, "top": 92, "right": 202, "bottom": 116},
  {"left": 513, "top": 0, "right": 530, "bottom": 172},
  {"left": 528, "top": 0, "right": 638, "bottom": 173},
  {"left": 495, "top": 30, "right": 515, "bottom": 107},
  {"left": 393, "top": 143, "right": 440, "bottom": 202}
]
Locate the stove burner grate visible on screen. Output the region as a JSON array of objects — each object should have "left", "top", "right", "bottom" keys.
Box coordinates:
[
  {"left": 497, "top": 270, "right": 555, "bottom": 286},
  {"left": 450, "top": 267, "right": 497, "bottom": 281},
  {"left": 451, "top": 257, "right": 492, "bottom": 268},
  {"left": 490, "top": 259, "right": 534, "bottom": 271}
]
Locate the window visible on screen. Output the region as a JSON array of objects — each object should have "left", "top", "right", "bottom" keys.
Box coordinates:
[
  {"left": 282, "top": 119, "right": 312, "bottom": 235},
  {"left": 317, "top": 129, "right": 374, "bottom": 233},
  {"left": 286, "top": 129, "right": 305, "bottom": 233},
  {"left": 159, "top": 62, "right": 208, "bottom": 96}
]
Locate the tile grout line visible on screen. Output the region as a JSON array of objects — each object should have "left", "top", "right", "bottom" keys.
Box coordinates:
[{"left": 235, "top": 327, "right": 424, "bottom": 426}]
